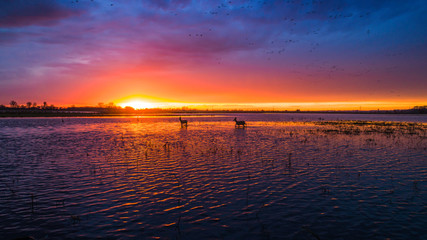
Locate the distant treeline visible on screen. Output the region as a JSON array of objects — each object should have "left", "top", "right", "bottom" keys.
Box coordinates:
[{"left": 0, "top": 100, "right": 426, "bottom": 117}]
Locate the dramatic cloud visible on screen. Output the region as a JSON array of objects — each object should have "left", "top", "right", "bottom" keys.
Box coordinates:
[
  {"left": 0, "top": 0, "right": 83, "bottom": 27},
  {"left": 0, "top": 0, "right": 426, "bottom": 106}
]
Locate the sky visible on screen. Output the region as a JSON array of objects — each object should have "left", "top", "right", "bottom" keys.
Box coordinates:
[{"left": 0, "top": 0, "right": 426, "bottom": 110}]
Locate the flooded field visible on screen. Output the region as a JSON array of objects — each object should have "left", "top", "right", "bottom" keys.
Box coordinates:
[{"left": 0, "top": 114, "right": 426, "bottom": 239}]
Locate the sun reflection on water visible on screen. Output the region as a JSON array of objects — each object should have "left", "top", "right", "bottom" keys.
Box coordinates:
[{"left": 0, "top": 116, "right": 425, "bottom": 239}]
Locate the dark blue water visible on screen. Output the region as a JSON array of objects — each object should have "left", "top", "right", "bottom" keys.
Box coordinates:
[{"left": 0, "top": 114, "right": 426, "bottom": 239}]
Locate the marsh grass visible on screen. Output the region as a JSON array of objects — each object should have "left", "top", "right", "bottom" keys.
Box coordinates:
[
  {"left": 0, "top": 117, "right": 425, "bottom": 239},
  {"left": 313, "top": 120, "right": 426, "bottom": 136}
]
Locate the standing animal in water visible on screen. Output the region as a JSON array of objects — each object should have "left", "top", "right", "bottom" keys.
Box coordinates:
[
  {"left": 179, "top": 117, "right": 188, "bottom": 127},
  {"left": 233, "top": 117, "right": 246, "bottom": 128}
]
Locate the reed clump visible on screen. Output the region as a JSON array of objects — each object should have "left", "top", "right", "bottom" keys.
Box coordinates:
[{"left": 313, "top": 120, "right": 426, "bottom": 136}]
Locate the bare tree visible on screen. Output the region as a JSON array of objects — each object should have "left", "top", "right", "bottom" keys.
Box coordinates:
[{"left": 9, "top": 100, "right": 17, "bottom": 108}]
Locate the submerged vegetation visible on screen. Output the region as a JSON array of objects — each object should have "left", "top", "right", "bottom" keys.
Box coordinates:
[
  {"left": 0, "top": 116, "right": 426, "bottom": 239},
  {"left": 312, "top": 120, "right": 427, "bottom": 136}
]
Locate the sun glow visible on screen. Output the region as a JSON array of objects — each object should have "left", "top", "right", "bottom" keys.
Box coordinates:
[{"left": 119, "top": 100, "right": 155, "bottom": 109}]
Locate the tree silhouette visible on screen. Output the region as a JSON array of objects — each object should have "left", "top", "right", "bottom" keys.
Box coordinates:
[
  {"left": 9, "top": 100, "right": 17, "bottom": 108},
  {"left": 26, "top": 102, "right": 32, "bottom": 108}
]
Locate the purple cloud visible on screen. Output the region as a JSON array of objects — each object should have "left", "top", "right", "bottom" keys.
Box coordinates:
[
  {"left": 0, "top": 0, "right": 426, "bottom": 105},
  {"left": 0, "top": 0, "right": 83, "bottom": 27}
]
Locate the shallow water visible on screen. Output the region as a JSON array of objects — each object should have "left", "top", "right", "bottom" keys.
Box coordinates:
[{"left": 0, "top": 114, "right": 426, "bottom": 239}]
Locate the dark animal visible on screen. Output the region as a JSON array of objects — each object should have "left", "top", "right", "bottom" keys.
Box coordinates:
[
  {"left": 179, "top": 117, "right": 188, "bottom": 127},
  {"left": 234, "top": 117, "right": 246, "bottom": 128}
]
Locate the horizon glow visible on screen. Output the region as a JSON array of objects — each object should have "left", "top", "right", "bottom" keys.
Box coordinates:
[{"left": 118, "top": 100, "right": 155, "bottom": 110}]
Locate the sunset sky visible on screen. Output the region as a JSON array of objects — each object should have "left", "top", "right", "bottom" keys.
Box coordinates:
[{"left": 1, "top": 0, "right": 426, "bottom": 110}]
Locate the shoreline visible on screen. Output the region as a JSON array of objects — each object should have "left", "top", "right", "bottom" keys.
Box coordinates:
[{"left": 1, "top": 109, "right": 426, "bottom": 118}]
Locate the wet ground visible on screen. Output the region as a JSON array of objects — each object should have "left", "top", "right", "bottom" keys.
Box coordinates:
[{"left": 0, "top": 114, "right": 426, "bottom": 239}]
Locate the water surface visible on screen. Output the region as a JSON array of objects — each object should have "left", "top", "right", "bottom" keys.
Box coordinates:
[{"left": 0, "top": 114, "right": 426, "bottom": 239}]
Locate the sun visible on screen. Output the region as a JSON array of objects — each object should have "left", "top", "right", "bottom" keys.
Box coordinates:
[{"left": 119, "top": 100, "right": 155, "bottom": 109}]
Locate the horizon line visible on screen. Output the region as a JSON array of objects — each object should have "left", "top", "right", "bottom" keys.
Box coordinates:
[{"left": 2, "top": 100, "right": 426, "bottom": 111}]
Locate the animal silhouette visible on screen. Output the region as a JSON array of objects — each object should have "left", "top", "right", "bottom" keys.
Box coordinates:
[
  {"left": 179, "top": 117, "right": 188, "bottom": 127},
  {"left": 234, "top": 117, "right": 246, "bottom": 128}
]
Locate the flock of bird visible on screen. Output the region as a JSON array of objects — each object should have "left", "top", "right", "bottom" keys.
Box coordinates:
[{"left": 66, "top": 0, "right": 395, "bottom": 79}]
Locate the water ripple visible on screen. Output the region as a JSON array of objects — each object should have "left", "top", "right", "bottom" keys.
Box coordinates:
[{"left": 0, "top": 115, "right": 426, "bottom": 239}]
